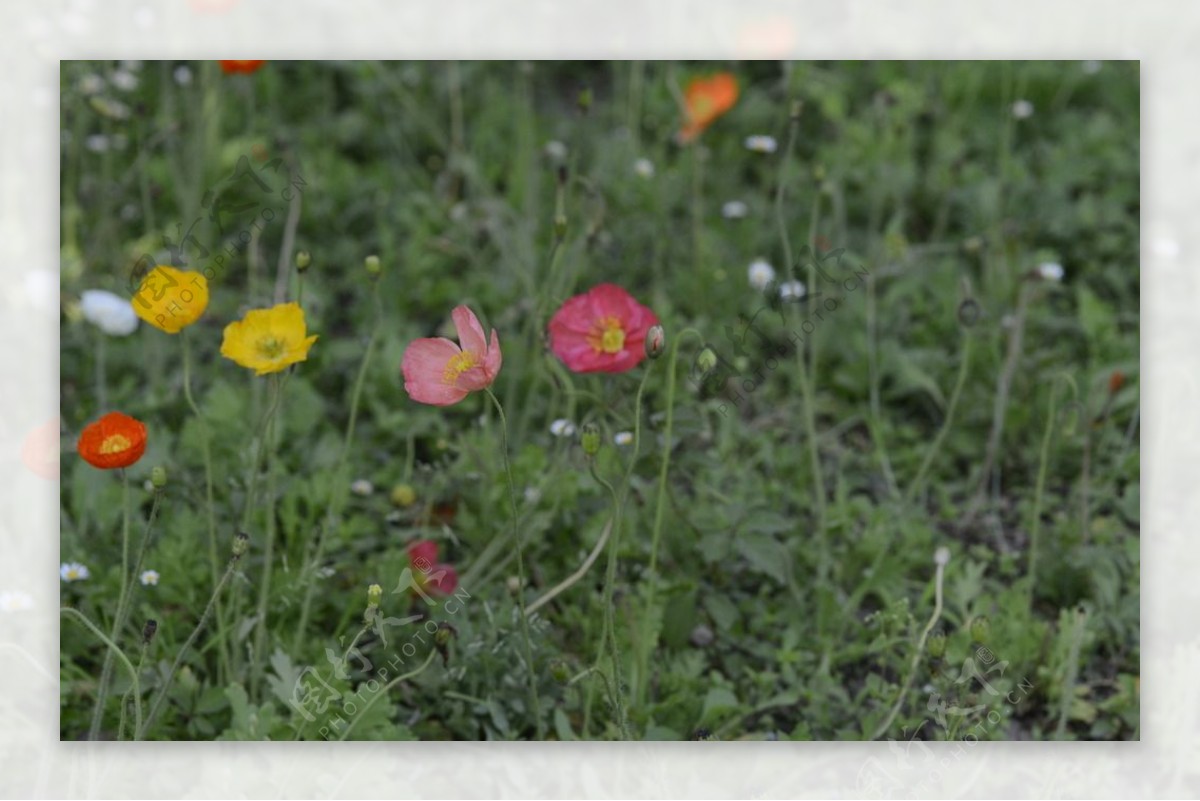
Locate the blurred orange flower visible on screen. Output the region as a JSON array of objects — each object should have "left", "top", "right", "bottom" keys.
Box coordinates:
[
  {"left": 678, "top": 73, "right": 739, "bottom": 143},
  {"left": 220, "top": 60, "right": 266, "bottom": 75}
]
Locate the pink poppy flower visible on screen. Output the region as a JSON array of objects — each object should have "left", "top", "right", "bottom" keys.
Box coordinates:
[
  {"left": 548, "top": 284, "right": 660, "bottom": 373},
  {"left": 402, "top": 306, "right": 502, "bottom": 406},
  {"left": 406, "top": 539, "right": 458, "bottom": 596}
]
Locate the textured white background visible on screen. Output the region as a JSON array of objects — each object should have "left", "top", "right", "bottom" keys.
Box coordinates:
[{"left": 0, "top": 0, "right": 1188, "bottom": 797}]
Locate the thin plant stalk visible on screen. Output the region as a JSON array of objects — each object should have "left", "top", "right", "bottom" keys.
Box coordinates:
[
  {"left": 336, "top": 650, "right": 438, "bottom": 741},
  {"left": 588, "top": 460, "right": 631, "bottom": 739},
  {"left": 483, "top": 387, "right": 544, "bottom": 739},
  {"left": 251, "top": 374, "right": 282, "bottom": 697},
  {"left": 139, "top": 551, "right": 241, "bottom": 740},
  {"left": 87, "top": 469, "right": 132, "bottom": 740},
  {"left": 870, "top": 551, "right": 948, "bottom": 740},
  {"left": 292, "top": 280, "right": 383, "bottom": 652},
  {"left": 64, "top": 608, "right": 142, "bottom": 741},
  {"left": 182, "top": 328, "right": 230, "bottom": 681},
  {"left": 118, "top": 639, "right": 150, "bottom": 741},
  {"left": 1029, "top": 378, "right": 1063, "bottom": 609},
  {"left": 907, "top": 332, "right": 974, "bottom": 503}
]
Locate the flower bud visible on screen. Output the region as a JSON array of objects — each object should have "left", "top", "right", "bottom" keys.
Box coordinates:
[
  {"left": 151, "top": 465, "right": 168, "bottom": 489},
  {"left": 580, "top": 422, "right": 601, "bottom": 456},
  {"left": 391, "top": 483, "right": 416, "bottom": 508},
  {"left": 645, "top": 325, "right": 665, "bottom": 360},
  {"left": 970, "top": 615, "right": 990, "bottom": 644},
  {"left": 295, "top": 251, "right": 311, "bottom": 272},
  {"left": 928, "top": 630, "right": 947, "bottom": 658},
  {"left": 697, "top": 347, "right": 718, "bottom": 375},
  {"left": 364, "top": 254, "right": 382, "bottom": 278},
  {"left": 957, "top": 298, "right": 980, "bottom": 328},
  {"left": 367, "top": 583, "right": 383, "bottom": 609},
  {"left": 1108, "top": 370, "right": 1125, "bottom": 395},
  {"left": 506, "top": 575, "right": 522, "bottom": 595},
  {"left": 549, "top": 659, "right": 571, "bottom": 684},
  {"left": 434, "top": 622, "right": 456, "bottom": 648},
  {"left": 142, "top": 619, "right": 158, "bottom": 644},
  {"left": 232, "top": 531, "right": 250, "bottom": 558}
]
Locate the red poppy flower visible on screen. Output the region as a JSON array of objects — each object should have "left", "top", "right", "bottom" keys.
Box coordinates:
[
  {"left": 678, "top": 72, "right": 739, "bottom": 144},
  {"left": 406, "top": 540, "right": 458, "bottom": 596},
  {"left": 219, "top": 60, "right": 266, "bottom": 75},
  {"left": 77, "top": 412, "right": 147, "bottom": 470},
  {"left": 548, "top": 284, "right": 660, "bottom": 374}
]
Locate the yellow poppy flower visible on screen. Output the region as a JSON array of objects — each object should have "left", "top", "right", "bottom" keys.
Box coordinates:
[
  {"left": 221, "top": 302, "right": 318, "bottom": 375},
  {"left": 131, "top": 265, "right": 209, "bottom": 334}
]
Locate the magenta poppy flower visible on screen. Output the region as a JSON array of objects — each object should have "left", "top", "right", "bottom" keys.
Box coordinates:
[
  {"left": 402, "top": 306, "right": 502, "bottom": 406},
  {"left": 406, "top": 539, "right": 458, "bottom": 596},
  {"left": 547, "top": 284, "right": 660, "bottom": 373}
]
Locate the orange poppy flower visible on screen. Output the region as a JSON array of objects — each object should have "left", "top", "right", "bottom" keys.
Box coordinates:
[
  {"left": 77, "top": 412, "right": 147, "bottom": 470},
  {"left": 678, "top": 73, "right": 739, "bottom": 143},
  {"left": 220, "top": 60, "right": 266, "bottom": 75}
]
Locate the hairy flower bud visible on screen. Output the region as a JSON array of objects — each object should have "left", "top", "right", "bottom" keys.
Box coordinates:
[
  {"left": 295, "top": 251, "right": 311, "bottom": 272},
  {"left": 928, "top": 630, "right": 947, "bottom": 659},
  {"left": 367, "top": 583, "right": 383, "bottom": 609},
  {"left": 151, "top": 465, "right": 168, "bottom": 489},
  {"left": 645, "top": 325, "right": 665, "bottom": 360},
  {"left": 364, "top": 254, "right": 382, "bottom": 278},
  {"left": 232, "top": 531, "right": 250, "bottom": 559},
  {"left": 697, "top": 347, "right": 718, "bottom": 375},
  {"left": 580, "top": 422, "right": 601, "bottom": 456},
  {"left": 970, "top": 615, "right": 990, "bottom": 644}
]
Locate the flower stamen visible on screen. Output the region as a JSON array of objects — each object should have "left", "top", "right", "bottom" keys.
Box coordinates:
[{"left": 443, "top": 350, "right": 481, "bottom": 385}]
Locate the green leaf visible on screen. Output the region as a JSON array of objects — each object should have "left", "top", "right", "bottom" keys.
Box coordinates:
[{"left": 736, "top": 531, "right": 789, "bottom": 584}]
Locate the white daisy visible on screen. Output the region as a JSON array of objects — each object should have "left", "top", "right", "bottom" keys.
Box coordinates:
[
  {"left": 80, "top": 289, "right": 139, "bottom": 336},
  {"left": 549, "top": 419, "right": 577, "bottom": 438},
  {"left": 1037, "top": 262, "right": 1064, "bottom": 282},
  {"left": 544, "top": 140, "right": 568, "bottom": 161},
  {"left": 633, "top": 158, "right": 655, "bottom": 179},
  {"left": 60, "top": 563, "right": 90, "bottom": 583},
  {"left": 744, "top": 134, "right": 778, "bottom": 154},
  {"left": 748, "top": 259, "right": 776, "bottom": 291},
  {"left": 0, "top": 591, "right": 34, "bottom": 612},
  {"left": 350, "top": 479, "right": 374, "bottom": 497},
  {"left": 722, "top": 200, "right": 749, "bottom": 220},
  {"left": 613, "top": 431, "right": 634, "bottom": 446},
  {"left": 779, "top": 280, "right": 806, "bottom": 301},
  {"left": 1011, "top": 99, "right": 1034, "bottom": 119},
  {"left": 139, "top": 570, "right": 160, "bottom": 586}
]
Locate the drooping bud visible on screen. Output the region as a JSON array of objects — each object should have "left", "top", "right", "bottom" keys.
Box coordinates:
[
  {"left": 580, "top": 422, "right": 601, "bottom": 456},
  {"left": 645, "top": 324, "right": 665, "bottom": 360},
  {"left": 364, "top": 254, "right": 382, "bottom": 278},
  {"left": 142, "top": 619, "right": 158, "bottom": 644},
  {"left": 232, "top": 531, "right": 250, "bottom": 559},
  {"left": 151, "top": 465, "right": 168, "bottom": 489},
  {"left": 549, "top": 658, "right": 571, "bottom": 684},
  {"left": 697, "top": 347, "right": 718, "bottom": 375},
  {"left": 295, "top": 251, "right": 311, "bottom": 272}
]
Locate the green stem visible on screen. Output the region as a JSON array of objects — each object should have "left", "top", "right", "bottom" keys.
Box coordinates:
[
  {"left": 871, "top": 554, "right": 947, "bottom": 740},
  {"left": 907, "top": 332, "right": 974, "bottom": 503},
  {"left": 1029, "top": 379, "right": 1061, "bottom": 609},
  {"left": 64, "top": 608, "right": 142, "bottom": 741},
  {"left": 251, "top": 374, "right": 282, "bottom": 698},
  {"left": 182, "top": 328, "right": 230, "bottom": 682},
  {"left": 483, "top": 387, "right": 544, "bottom": 739},
  {"left": 139, "top": 551, "right": 241, "bottom": 740},
  {"left": 337, "top": 650, "right": 438, "bottom": 741},
  {"left": 119, "top": 641, "right": 150, "bottom": 741},
  {"left": 88, "top": 469, "right": 132, "bottom": 740},
  {"left": 588, "top": 459, "right": 631, "bottom": 740},
  {"left": 292, "top": 280, "right": 382, "bottom": 652}
]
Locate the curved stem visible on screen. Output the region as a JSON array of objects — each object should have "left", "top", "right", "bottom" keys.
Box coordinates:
[
  {"left": 526, "top": 517, "right": 612, "bottom": 617},
  {"left": 139, "top": 553, "right": 240, "bottom": 740},
  {"left": 906, "top": 332, "right": 974, "bottom": 503},
  {"left": 484, "top": 387, "right": 544, "bottom": 739},
  {"left": 293, "top": 280, "right": 382, "bottom": 652},
  {"left": 870, "top": 556, "right": 946, "bottom": 740},
  {"left": 336, "top": 650, "right": 437, "bottom": 741},
  {"left": 182, "top": 328, "right": 229, "bottom": 681},
  {"left": 64, "top": 607, "right": 141, "bottom": 741}
]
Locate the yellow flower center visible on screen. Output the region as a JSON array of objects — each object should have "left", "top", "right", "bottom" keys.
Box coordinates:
[
  {"left": 99, "top": 434, "right": 131, "bottom": 454},
  {"left": 257, "top": 336, "right": 286, "bottom": 360},
  {"left": 443, "top": 350, "right": 481, "bottom": 384},
  {"left": 588, "top": 316, "right": 626, "bottom": 354}
]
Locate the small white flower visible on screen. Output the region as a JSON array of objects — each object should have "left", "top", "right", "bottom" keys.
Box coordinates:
[
  {"left": 633, "top": 158, "right": 655, "bottom": 179},
  {"left": 934, "top": 546, "right": 951, "bottom": 567},
  {"left": 544, "top": 140, "right": 568, "bottom": 161},
  {"left": 315, "top": 566, "right": 337, "bottom": 579},
  {"left": 0, "top": 591, "right": 34, "bottom": 612},
  {"left": 80, "top": 289, "right": 139, "bottom": 336},
  {"left": 85, "top": 134, "right": 110, "bottom": 153},
  {"left": 1037, "top": 262, "right": 1064, "bottom": 282},
  {"left": 1011, "top": 99, "right": 1034, "bottom": 119},
  {"left": 1082, "top": 60, "right": 1102, "bottom": 75},
  {"left": 779, "top": 280, "right": 806, "bottom": 301},
  {"left": 748, "top": 259, "right": 776, "bottom": 291},
  {"left": 110, "top": 70, "right": 139, "bottom": 92},
  {"left": 78, "top": 73, "right": 105, "bottom": 95},
  {"left": 350, "top": 479, "right": 374, "bottom": 497},
  {"left": 549, "top": 419, "right": 577, "bottom": 438},
  {"left": 173, "top": 65, "right": 193, "bottom": 86},
  {"left": 139, "top": 570, "right": 159, "bottom": 586},
  {"left": 744, "top": 134, "right": 778, "bottom": 154},
  {"left": 722, "top": 200, "right": 749, "bottom": 220},
  {"left": 60, "top": 563, "right": 90, "bottom": 583},
  {"left": 523, "top": 486, "right": 542, "bottom": 504},
  {"left": 613, "top": 431, "right": 633, "bottom": 447}
]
